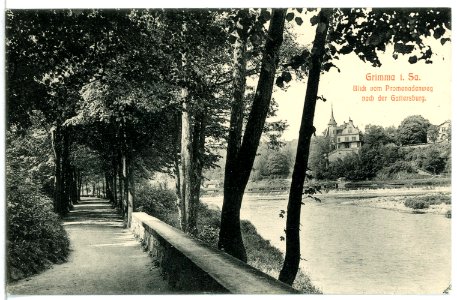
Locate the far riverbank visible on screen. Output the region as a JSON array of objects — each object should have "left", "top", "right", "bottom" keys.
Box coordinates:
[
  {"left": 203, "top": 185, "right": 452, "bottom": 216},
  {"left": 312, "top": 186, "right": 451, "bottom": 216}
]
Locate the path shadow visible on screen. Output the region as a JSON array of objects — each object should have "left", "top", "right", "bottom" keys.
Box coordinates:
[{"left": 63, "top": 197, "right": 123, "bottom": 227}]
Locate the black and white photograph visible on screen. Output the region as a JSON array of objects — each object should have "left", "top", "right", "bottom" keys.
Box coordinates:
[{"left": 3, "top": 0, "right": 453, "bottom": 296}]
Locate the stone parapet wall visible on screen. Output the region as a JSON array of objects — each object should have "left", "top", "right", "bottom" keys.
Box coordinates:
[{"left": 131, "top": 212, "right": 298, "bottom": 294}]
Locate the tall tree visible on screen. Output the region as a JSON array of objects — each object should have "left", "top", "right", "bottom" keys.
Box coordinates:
[
  {"left": 397, "top": 115, "right": 431, "bottom": 145},
  {"left": 6, "top": 9, "right": 106, "bottom": 214},
  {"left": 364, "top": 125, "right": 395, "bottom": 147},
  {"left": 278, "top": 7, "right": 450, "bottom": 285},
  {"left": 155, "top": 10, "right": 231, "bottom": 233},
  {"left": 69, "top": 9, "right": 229, "bottom": 228},
  {"left": 279, "top": 8, "right": 332, "bottom": 285},
  {"left": 218, "top": 8, "right": 287, "bottom": 262}
]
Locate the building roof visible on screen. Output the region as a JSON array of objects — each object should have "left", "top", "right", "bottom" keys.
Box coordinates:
[{"left": 438, "top": 120, "right": 451, "bottom": 127}]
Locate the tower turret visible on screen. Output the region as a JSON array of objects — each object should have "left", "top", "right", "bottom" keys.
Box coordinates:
[
  {"left": 326, "top": 104, "right": 338, "bottom": 150},
  {"left": 328, "top": 104, "right": 337, "bottom": 126}
]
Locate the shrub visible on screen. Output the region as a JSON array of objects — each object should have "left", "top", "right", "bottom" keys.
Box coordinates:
[
  {"left": 404, "top": 198, "right": 430, "bottom": 209},
  {"left": 7, "top": 179, "right": 70, "bottom": 282},
  {"left": 135, "top": 185, "right": 180, "bottom": 228},
  {"left": 416, "top": 193, "right": 451, "bottom": 205},
  {"left": 195, "top": 203, "right": 221, "bottom": 247}
]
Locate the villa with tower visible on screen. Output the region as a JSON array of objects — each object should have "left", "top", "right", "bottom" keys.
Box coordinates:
[{"left": 324, "top": 106, "right": 362, "bottom": 161}]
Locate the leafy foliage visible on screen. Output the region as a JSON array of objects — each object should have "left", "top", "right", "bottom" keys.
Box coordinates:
[
  {"left": 250, "top": 142, "right": 293, "bottom": 180},
  {"left": 417, "top": 146, "right": 448, "bottom": 174},
  {"left": 404, "top": 198, "right": 430, "bottom": 209},
  {"left": 6, "top": 121, "right": 55, "bottom": 197},
  {"left": 6, "top": 156, "right": 69, "bottom": 282},
  {"left": 6, "top": 115, "right": 70, "bottom": 282},
  {"left": 330, "top": 8, "right": 451, "bottom": 66},
  {"left": 318, "top": 140, "right": 451, "bottom": 181},
  {"left": 135, "top": 184, "right": 179, "bottom": 227},
  {"left": 363, "top": 125, "right": 397, "bottom": 147},
  {"left": 397, "top": 115, "right": 431, "bottom": 145},
  {"left": 266, "top": 152, "right": 291, "bottom": 177},
  {"left": 308, "top": 136, "right": 332, "bottom": 179},
  {"left": 277, "top": 8, "right": 451, "bottom": 92},
  {"left": 413, "top": 193, "right": 451, "bottom": 205},
  {"left": 6, "top": 9, "right": 127, "bottom": 129},
  {"left": 309, "top": 113, "right": 450, "bottom": 181},
  {"left": 427, "top": 125, "right": 439, "bottom": 143},
  {"left": 377, "top": 161, "right": 416, "bottom": 180}
]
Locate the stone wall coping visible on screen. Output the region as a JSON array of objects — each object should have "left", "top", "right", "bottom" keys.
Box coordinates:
[{"left": 132, "top": 212, "right": 298, "bottom": 294}]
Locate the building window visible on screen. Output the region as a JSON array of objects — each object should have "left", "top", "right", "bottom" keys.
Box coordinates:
[
  {"left": 348, "top": 129, "right": 352, "bottom": 133},
  {"left": 352, "top": 136, "right": 356, "bottom": 141},
  {"left": 338, "top": 138, "right": 340, "bottom": 142},
  {"left": 333, "top": 130, "right": 336, "bottom": 134},
  {"left": 345, "top": 137, "right": 349, "bottom": 142}
]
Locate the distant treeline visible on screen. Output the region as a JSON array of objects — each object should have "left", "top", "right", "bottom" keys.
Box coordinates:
[{"left": 204, "top": 115, "right": 451, "bottom": 184}]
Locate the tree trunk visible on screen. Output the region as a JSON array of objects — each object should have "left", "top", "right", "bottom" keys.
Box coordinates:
[
  {"left": 70, "top": 166, "right": 78, "bottom": 205},
  {"left": 126, "top": 158, "right": 135, "bottom": 228},
  {"left": 77, "top": 171, "right": 82, "bottom": 201},
  {"left": 226, "top": 13, "right": 249, "bottom": 167},
  {"left": 119, "top": 123, "right": 132, "bottom": 225},
  {"left": 51, "top": 125, "right": 63, "bottom": 214},
  {"left": 112, "top": 168, "right": 118, "bottom": 207},
  {"left": 218, "top": 14, "right": 249, "bottom": 260},
  {"left": 218, "top": 8, "right": 287, "bottom": 262},
  {"left": 112, "top": 155, "right": 118, "bottom": 206},
  {"left": 180, "top": 85, "right": 193, "bottom": 233},
  {"left": 105, "top": 173, "right": 110, "bottom": 201},
  {"left": 278, "top": 9, "right": 331, "bottom": 285},
  {"left": 173, "top": 111, "right": 185, "bottom": 230},
  {"left": 61, "top": 127, "right": 71, "bottom": 212},
  {"left": 113, "top": 170, "right": 118, "bottom": 206},
  {"left": 102, "top": 178, "right": 106, "bottom": 199},
  {"left": 122, "top": 154, "right": 127, "bottom": 214},
  {"left": 189, "top": 111, "right": 207, "bottom": 235},
  {"left": 118, "top": 152, "right": 124, "bottom": 212},
  {"left": 121, "top": 150, "right": 134, "bottom": 228}
]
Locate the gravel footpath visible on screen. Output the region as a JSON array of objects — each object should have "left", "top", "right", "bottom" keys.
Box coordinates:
[{"left": 7, "top": 197, "right": 170, "bottom": 295}]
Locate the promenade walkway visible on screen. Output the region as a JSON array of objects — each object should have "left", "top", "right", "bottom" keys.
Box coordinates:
[{"left": 7, "top": 197, "right": 170, "bottom": 295}]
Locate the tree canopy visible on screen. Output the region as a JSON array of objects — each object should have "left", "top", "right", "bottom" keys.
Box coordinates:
[{"left": 397, "top": 115, "right": 431, "bottom": 145}]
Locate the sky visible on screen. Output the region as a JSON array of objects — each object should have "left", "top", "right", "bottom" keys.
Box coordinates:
[{"left": 269, "top": 18, "right": 452, "bottom": 140}]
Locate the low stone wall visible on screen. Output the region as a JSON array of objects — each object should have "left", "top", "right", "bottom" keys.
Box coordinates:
[{"left": 130, "top": 212, "right": 298, "bottom": 294}]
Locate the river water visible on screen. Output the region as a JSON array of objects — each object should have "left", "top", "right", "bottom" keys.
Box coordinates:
[{"left": 202, "top": 189, "right": 451, "bottom": 294}]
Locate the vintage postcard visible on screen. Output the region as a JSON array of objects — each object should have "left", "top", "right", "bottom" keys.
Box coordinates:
[{"left": 3, "top": 1, "right": 453, "bottom": 297}]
